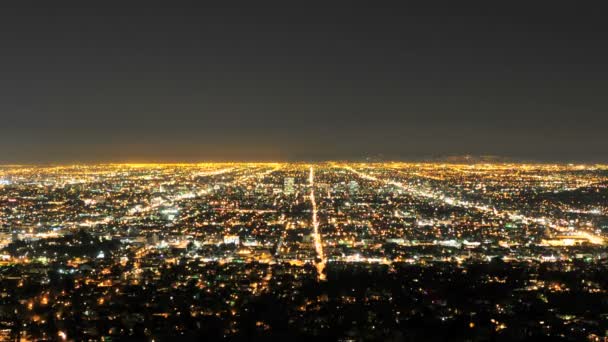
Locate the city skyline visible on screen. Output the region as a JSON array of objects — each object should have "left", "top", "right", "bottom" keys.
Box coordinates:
[
  {"left": 1, "top": 162, "right": 607, "bottom": 340},
  {"left": 1, "top": 2, "right": 608, "bottom": 339}
]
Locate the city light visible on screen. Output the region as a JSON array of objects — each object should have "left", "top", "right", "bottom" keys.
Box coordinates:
[{"left": 0, "top": 162, "right": 606, "bottom": 340}]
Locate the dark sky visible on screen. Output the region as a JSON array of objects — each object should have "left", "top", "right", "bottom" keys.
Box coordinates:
[{"left": 1, "top": 2, "right": 607, "bottom": 163}]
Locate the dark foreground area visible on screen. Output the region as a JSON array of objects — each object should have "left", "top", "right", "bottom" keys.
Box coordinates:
[{"left": 2, "top": 257, "right": 608, "bottom": 341}]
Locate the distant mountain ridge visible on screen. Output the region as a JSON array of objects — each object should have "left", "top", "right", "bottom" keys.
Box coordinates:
[
  {"left": 357, "top": 154, "right": 516, "bottom": 163},
  {"left": 431, "top": 155, "right": 515, "bottom": 163}
]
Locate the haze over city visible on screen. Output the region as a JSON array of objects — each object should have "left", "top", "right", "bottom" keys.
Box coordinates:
[{"left": 1, "top": 2, "right": 607, "bottom": 163}]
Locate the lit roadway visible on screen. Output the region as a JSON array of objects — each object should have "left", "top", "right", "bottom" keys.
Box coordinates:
[
  {"left": 309, "top": 166, "right": 327, "bottom": 281},
  {"left": 339, "top": 165, "right": 605, "bottom": 245}
]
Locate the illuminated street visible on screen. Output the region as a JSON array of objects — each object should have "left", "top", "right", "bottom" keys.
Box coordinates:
[
  {"left": 308, "top": 166, "right": 326, "bottom": 281},
  {"left": 0, "top": 162, "right": 607, "bottom": 340}
]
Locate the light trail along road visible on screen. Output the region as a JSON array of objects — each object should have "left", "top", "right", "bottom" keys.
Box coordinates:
[{"left": 309, "top": 166, "right": 327, "bottom": 281}]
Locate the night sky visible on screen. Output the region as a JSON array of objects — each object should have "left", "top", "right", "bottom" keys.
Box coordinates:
[{"left": 1, "top": 2, "right": 607, "bottom": 163}]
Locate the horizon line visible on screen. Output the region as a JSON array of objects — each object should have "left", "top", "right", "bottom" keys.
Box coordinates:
[{"left": 2, "top": 160, "right": 608, "bottom": 167}]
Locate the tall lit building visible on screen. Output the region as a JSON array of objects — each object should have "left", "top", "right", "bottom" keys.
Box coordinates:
[
  {"left": 348, "top": 180, "right": 360, "bottom": 195},
  {"left": 284, "top": 177, "right": 295, "bottom": 195},
  {"left": 147, "top": 233, "right": 159, "bottom": 246}
]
